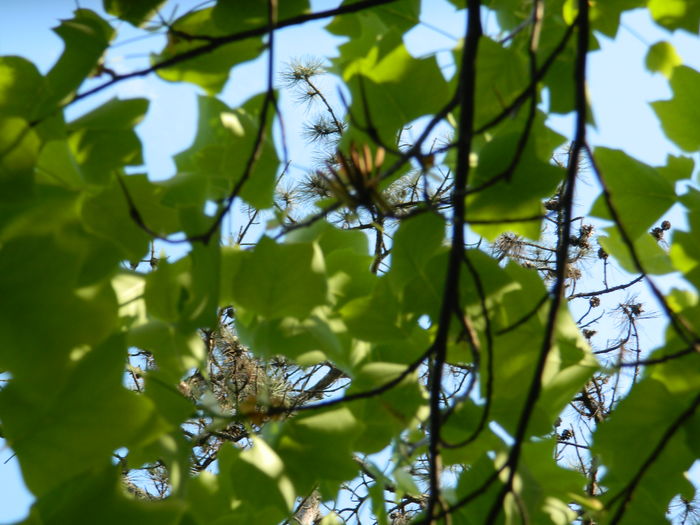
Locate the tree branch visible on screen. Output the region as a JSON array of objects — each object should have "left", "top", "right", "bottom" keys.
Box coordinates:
[{"left": 424, "top": 2, "right": 482, "bottom": 523}]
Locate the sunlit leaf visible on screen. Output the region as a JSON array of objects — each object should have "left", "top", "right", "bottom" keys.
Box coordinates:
[
  {"left": 645, "top": 41, "right": 682, "bottom": 78},
  {"left": 174, "top": 95, "right": 278, "bottom": 208},
  {"left": 648, "top": 0, "right": 700, "bottom": 32}
]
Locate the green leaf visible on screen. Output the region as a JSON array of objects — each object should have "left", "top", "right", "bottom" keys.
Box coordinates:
[
  {"left": 0, "top": 57, "right": 47, "bottom": 119},
  {"left": 286, "top": 221, "right": 374, "bottom": 307},
  {"left": 645, "top": 41, "right": 682, "bottom": 78},
  {"left": 671, "top": 231, "right": 700, "bottom": 280},
  {"left": 67, "top": 98, "right": 149, "bottom": 185},
  {"left": 598, "top": 228, "right": 675, "bottom": 275},
  {"left": 341, "top": 278, "right": 413, "bottom": 342},
  {"left": 0, "top": 334, "right": 169, "bottom": 496},
  {"left": 184, "top": 471, "right": 231, "bottom": 525},
  {"left": 472, "top": 37, "right": 529, "bottom": 129},
  {"left": 285, "top": 219, "right": 369, "bottom": 256},
  {"left": 153, "top": 8, "right": 262, "bottom": 94},
  {"left": 235, "top": 310, "right": 344, "bottom": 366},
  {"left": 388, "top": 212, "right": 445, "bottom": 290},
  {"left": 0, "top": 235, "right": 117, "bottom": 382},
  {"left": 442, "top": 400, "right": 503, "bottom": 466},
  {"left": 81, "top": 175, "right": 178, "bottom": 261},
  {"left": 145, "top": 258, "right": 189, "bottom": 323},
  {"left": 231, "top": 236, "right": 328, "bottom": 319},
  {"left": 590, "top": 148, "right": 676, "bottom": 239},
  {"left": 518, "top": 441, "right": 588, "bottom": 524},
  {"left": 228, "top": 438, "right": 296, "bottom": 515},
  {"left": 128, "top": 321, "right": 205, "bottom": 382},
  {"left": 275, "top": 407, "right": 363, "bottom": 492},
  {"left": 27, "top": 466, "right": 185, "bottom": 525},
  {"left": 461, "top": 250, "right": 523, "bottom": 311},
  {"left": 183, "top": 240, "right": 221, "bottom": 329},
  {"left": 36, "top": 139, "right": 84, "bottom": 189},
  {"left": 648, "top": 344, "right": 700, "bottom": 395},
  {"left": 400, "top": 249, "right": 448, "bottom": 319},
  {"left": 68, "top": 129, "right": 143, "bottom": 184},
  {"left": 41, "top": 9, "right": 114, "bottom": 110},
  {"left": 652, "top": 66, "right": 700, "bottom": 152},
  {"left": 348, "top": 362, "right": 425, "bottom": 453},
  {"left": 327, "top": 0, "right": 420, "bottom": 57},
  {"left": 213, "top": 0, "right": 311, "bottom": 28},
  {"left": 451, "top": 454, "right": 507, "bottom": 525},
  {"left": 477, "top": 265, "right": 592, "bottom": 437},
  {"left": 341, "top": 41, "right": 450, "bottom": 145},
  {"left": 482, "top": 0, "right": 531, "bottom": 31},
  {"left": 539, "top": 307, "right": 598, "bottom": 420},
  {"left": 369, "top": 482, "right": 389, "bottom": 525},
  {"left": 70, "top": 97, "right": 149, "bottom": 130},
  {"left": 595, "top": 379, "right": 697, "bottom": 525},
  {"left": 538, "top": 18, "right": 578, "bottom": 115},
  {"left": 657, "top": 154, "right": 694, "bottom": 184},
  {"left": 648, "top": 0, "right": 700, "bottom": 32},
  {"left": 325, "top": 250, "right": 375, "bottom": 308},
  {"left": 103, "top": 0, "right": 166, "bottom": 27},
  {"left": 0, "top": 116, "right": 41, "bottom": 196},
  {"left": 589, "top": 0, "right": 646, "bottom": 38},
  {"left": 174, "top": 95, "right": 278, "bottom": 209},
  {"left": 144, "top": 242, "right": 219, "bottom": 329},
  {"left": 467, "top": 132, "right": 564, "bottom": 240}
]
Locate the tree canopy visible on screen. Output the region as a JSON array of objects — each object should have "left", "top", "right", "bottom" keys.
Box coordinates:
[{"left": 1, "top": 1, "right": 699, "bottom": 524}]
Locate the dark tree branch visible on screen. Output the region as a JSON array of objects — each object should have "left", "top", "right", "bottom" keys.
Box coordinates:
[
  {"left": 616, "top": 346, "right": 697, "bottom": 367},
  {"left": 568, "top": 275, "right": 644, "bottom": 299},
  {"left": 424, "top": 2, "right": 482, "bottom": 523}
]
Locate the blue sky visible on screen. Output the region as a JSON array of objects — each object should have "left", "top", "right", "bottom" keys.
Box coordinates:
[{"left": 1, "top": 0, "right": 699, "bottom": 522}]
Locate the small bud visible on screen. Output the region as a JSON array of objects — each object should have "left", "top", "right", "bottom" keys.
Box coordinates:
[
  {"left": 650, "top": 227, "right": 664, "bottom": 241},
  {"left": 589, "top": 297, "right": 601, "bottom": 308},
  {"left": 597, "top": 247, "right": 608, "bottom": 260},
  {"left": 544, "top": 198, "right": 561, "bottom": 211},
  {"left": 661, "top": 220, "right": 671, "bottom": 231},
  {"left": 583, "top": 328, "right": 597, "bottom": 339}
]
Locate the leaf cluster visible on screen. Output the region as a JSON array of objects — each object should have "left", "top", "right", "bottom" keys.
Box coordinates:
[{"left": 1, "top": 1, "right": 699, "bottom": 525}]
